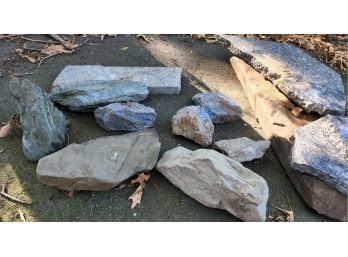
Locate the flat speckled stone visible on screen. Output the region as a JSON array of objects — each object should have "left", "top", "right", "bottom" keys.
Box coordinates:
[
  {"left": 291, "top": 115, "right": 348, "bottom": 195},
  {"left": 52, "top": 65, "right": 182, "bottom": 94},
  {"left": 220, "top": 35, "right": 345, "bottom": 115}
]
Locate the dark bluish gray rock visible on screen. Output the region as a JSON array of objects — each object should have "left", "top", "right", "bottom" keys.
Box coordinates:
[
  {"left": 172, "top": 106, "right": 214, "bottom": 146},
  {"left": 291, "top": 115, "right": 348, "bottom": 195},
  {"left": 192, "top": 92, "right": 242, "bottom": 123},
  {"left": 37, "top": 129, "right": 161, "bottom": 191},
  {"left": 156, "top": 147, "right": 269, "bottom": 221},
  {"left": 50, "top": 80, "right": 149, "bottom": 111},
  {"left": 220, "top": 35, "right": 345, "bottom": 115},
  {"left": 95, "top": 102, "right": 156, "bottom": 131},
  {"left": 10, "top": 79, "right": 66, "bottom": 162},
  {"left": 52, "top": 65, "right": 182, "bottom": 94}
]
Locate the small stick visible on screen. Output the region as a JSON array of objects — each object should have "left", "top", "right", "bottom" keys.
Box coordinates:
[
  {"left": 49, "top": 34, "right": 74, "bottom": 50},
  {"left": 0, "top": 185, "right": 31, "bottom": 205},
  {"left": 1, "top": 35, "right": 57, "bottom": 44},
  {"left": 37, "top": 53, "right": 61, "bottom": 69},
  {"left": 17, "top": 209, "right": 26, "bottom": 222},
  {"left": 11, "top": 71, "right": 35, "bottom": 77},
  {"left": 0, "top": 148, "right": 8, "bottom": 154}
]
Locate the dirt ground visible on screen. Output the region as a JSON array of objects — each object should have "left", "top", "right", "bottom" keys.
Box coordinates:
[{"left": 0, "top": 34, "right": 344, "bottom": 222}]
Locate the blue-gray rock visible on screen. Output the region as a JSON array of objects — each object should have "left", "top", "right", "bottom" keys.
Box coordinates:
[
  {"left": 52, "top": 65, "right": 182, "bottom": 94},
  {"left": 50, "top": 80, "right": 149, "bottom": 111},
  {"left": 192, "top": 92, "right": 242, "bottom": 123},
  {"left": 291, "top": 115, "right": 348, "bottom": 195},
  {"left": 10, "top": 79, "right": 66, "bottom": 162},
  {"left": 172, "top": 106, "right": 214, "bottom": 146},
  {"left": 95, "top": 102, "right": 156, "bottom": 131},
  {"left": 220, "top": 35, "right": 345, "bottom": 115},
  {"left": 37, "top": 129, "right": 161, "bottom": 191}
]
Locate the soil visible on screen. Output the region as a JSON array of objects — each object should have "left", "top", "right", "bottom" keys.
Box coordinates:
[{"left": 0, "top": 34, "right": 344, "bottom": 221}]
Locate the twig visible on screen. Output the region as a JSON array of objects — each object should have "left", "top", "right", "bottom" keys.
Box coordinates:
[
  {"left": 12, "top": 72, "right": 35, "bottom": 77},
  {"left": 17, "top": 209, "right": 26, "bottom": 222},
  {"left": 0, "top": 184, "right": 31, "bottom": 205},
  {"left": 37, "top": 53, "right": 61, "bottom": 70},
  {"left": 49, "top": 34, "right": 74, "bottom": 50},
  {"left": 1, "top": 35, "right": 57, "bottom": 44},
  {"left": 0, "top": 148, "right": 8, "bottom": 154},
  {"left": 78, "top": 38, "right": 90, "bottom": 47}
]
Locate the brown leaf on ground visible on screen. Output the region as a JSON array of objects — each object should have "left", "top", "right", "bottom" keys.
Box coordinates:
[
  {"left": 192, "top": 34, "right": 218, "bottom": 44},
  {"left": 137, "top": 34, "right": 151, "bottom": 43},
  {"left": 291, "top": 107, "right": 303, "bottom": 117},
  {"left": 14, "top": 48, "right": 38, "bottom": 63},
  {"left": 128, "top": 173, "right": 151, "bottom": 209},
  {"left": 0, "top": 114, "right": 20, "bottom": 138},
  {"left": 41, "top": 44, "right": 74, "bottom": 55},
  {"left": 275, "top": 207, "right": 295, "bottom": 222}
]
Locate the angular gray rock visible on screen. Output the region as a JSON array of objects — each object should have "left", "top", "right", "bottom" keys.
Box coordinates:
[
  {"left": 156, "top": 147, "right": 269, "bottom": 221},
  {"left": 291, "top": 115, "right": 348, "bottom": 195},
  {"left": 220, "top": 35, "right": 345, "bottom": 115},
  {"left": 50, "top": 80, "right": 149, "bottom": 111},
  {"left": 52, "top": 65, "right": 182, "bottom": 94},
  {"left": 172, "top": 106, "right": 214, "bottom": 146},
  {"left": 192, "top": 92, "right": 242, "bottom": 123},
  {"left": 215, "top": 137, "right": 270, "bottom": 162},
  {"left": 37, "top": 129, "right": 161, "bottom": 191},
  {"left": 10, "top": 79, "right": 66, "bottom": 162},
  {"left": 95, "top": 102, "right": 156, "bottom": 131}
]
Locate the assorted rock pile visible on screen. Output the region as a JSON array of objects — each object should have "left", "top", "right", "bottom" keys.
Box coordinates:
[
  {"left": 6, "top": 36, "right": 348, "bottom": 221},
  {"left": 156, "top": 147, "right": 269, "bottom": 221},
  {"left": 10, "top": 79, "right": 67, "bottom": 162}
]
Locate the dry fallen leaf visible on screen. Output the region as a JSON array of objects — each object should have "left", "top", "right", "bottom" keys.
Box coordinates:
[
  {"left": 121, "top": 46, "right": 129, "bottom": 51},
  {"left": 192, "top": 34, "right": 218, "bottom": 44},
  {"left": 0, "top": 114, "right": 20, "bottom": 138},
  {"left": 41, "top": 44, "right": 74, "bottom": 55},
  {"left": 291, "top": 107, "right": 303, "bottom": 117},
  {"left": 275, "top": 207, "right": 294, "bottom": 222},
  {"left": 137, "top": 34, "right": 151, "bottom": 43},
  {"left": 128, "top": 173, "right": 151, "bottom": 209},
  {"left": 14, "top": 48, "right": 38, "bottom": 63}
]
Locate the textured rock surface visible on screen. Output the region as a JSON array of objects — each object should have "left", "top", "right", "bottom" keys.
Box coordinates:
[
  {"left": 156, "top": 147, "right": 269, "bottom": 221},
  {"left": 215, "top": 137, "right": 270, "bottom": 162},
  {"left": 192, "top": 92, "right": 242, "bottom": 123},
  {"left": 52, "top": 65, "right": 182, "bottom": 94},
  {"left": 95, "top": 102, "right": 156, "bottom": 131},
  {"left": 220, "top": 35, "right": 345, "bottom": 115},
  {"left": 291, "top": 115, "right": 348, "bottom": 195},
  {"left": 10, "top": 79, "right": 66, "bottom": 162},
  {"left": 172, "top": 106, "right": 214, "bottom": 146},
  {"left": 231, "top": 56, "right": 348, "bottom": 221},
  {"left": 37, "top": 129, "right": 161, "bottom": 191},
  {"left": 50, "top": 80, "right": 148, "bottom": 111}
]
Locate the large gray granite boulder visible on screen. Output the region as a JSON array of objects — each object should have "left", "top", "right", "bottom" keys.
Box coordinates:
[
  {"left": 192, "top": 92, "right": 242, "bottom": 123},
  {"left": 215, "top": 137, "right": 270, "bottom": 162},
  {"left": 52, "top": 65, "right": 182, "bottom": 94},
  {"left": 95, "top": 102, "right": 156, "bottom": 131},
  {"left": 10, "top": 79, "right": 66, "bottom": 162},
  {"left": 220, "top": 35, "right": 345, "bottom": 115},
  {"left": 50, "top": 80, "right": 148, "bottom": 111},
  {"left": 37, "top": 129, "right": 161, "bottom": 191},
  {"left": 291, "top": 115, "right": 348, "bottom": 195},
  {"left": 156, "top": 147, "right": 269, "bottom": 221},
  {"left": 172, "top": 106, "right": 214, "bottom": 146}
]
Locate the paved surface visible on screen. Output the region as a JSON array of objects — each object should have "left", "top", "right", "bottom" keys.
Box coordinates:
[{"left": 0, "top": 34, "right": 344, "bottom": 221}]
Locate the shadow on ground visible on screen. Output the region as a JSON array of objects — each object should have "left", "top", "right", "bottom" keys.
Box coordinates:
[{"left": 0, "top": 35, "right": 332, "bottom": 221}]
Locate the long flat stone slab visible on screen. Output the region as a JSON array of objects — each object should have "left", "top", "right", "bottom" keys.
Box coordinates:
[
  {"left": 52, "top": 65, "right": 182, "bottom": 94},
  {"left": 230, "top": 56, "right": 348, "bottom": 221},
  {"left": 221, "top": 35, "right": 345, "bottom": 115}
]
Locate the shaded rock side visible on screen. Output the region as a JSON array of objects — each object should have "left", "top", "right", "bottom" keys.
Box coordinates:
[
  {"left": 95, "top": 102, "right": 156, "bottom": 131},
  {"left": 50, "top": 80, "right": 149, "bottom": 111},
  {"left": 10, "top": 79, "right": 66, "bottom": 162},
  {"left": 37, "top": 129, "right": 161, "bottom": 191},
  {"left": 156, "top": 147, "right": 269, "bottom": 221},
  {"left": 291, "top": 115, "right": 348, "bottom": 196},
  {"left": 215, "top": 137, "right": 270, "bottom": 162},
  {"left": 192, "top": 92, "right": 242, "bottom": 123},
  {"left": 171, "top": 106, "right": 214, "bottom": 146},
  {"left": 52, "top": 65, "right": 182, "bottom": 94},
  {"left": 220, "top": 35, "right": 345, "bottom": 115}
]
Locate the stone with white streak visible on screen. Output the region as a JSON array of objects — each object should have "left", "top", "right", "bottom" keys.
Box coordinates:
[
  {"left": 156, "top": 146, "right": 269, "bottom": 221},
  {"left": 215, "top": 137, "right": 270, "bottom": 162},
  {"left": 37, "top": 129, "right": 161, "bottom": 191}
]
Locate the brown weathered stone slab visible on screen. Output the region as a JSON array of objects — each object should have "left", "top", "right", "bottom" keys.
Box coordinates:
[{"left": 230, "top": 56, "right": 348, "bottom": 221}]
